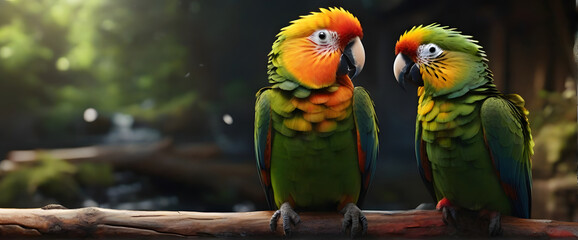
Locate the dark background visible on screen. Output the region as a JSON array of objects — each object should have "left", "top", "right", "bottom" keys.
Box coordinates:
[{"left": 0, "top": 0, "right": 575, "bottom": 221}]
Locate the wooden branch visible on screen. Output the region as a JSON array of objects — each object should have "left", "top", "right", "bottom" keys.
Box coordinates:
[{"left": 0, "top": 207, "right": 576, "bottom": 238}]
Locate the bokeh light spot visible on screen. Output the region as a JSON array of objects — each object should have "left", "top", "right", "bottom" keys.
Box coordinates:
[
  {"left": 223, "top": 114, "right": 233, "bottom": 125},
  {"left": 84, "top": 108, "right": 98, "bottom": 122}
]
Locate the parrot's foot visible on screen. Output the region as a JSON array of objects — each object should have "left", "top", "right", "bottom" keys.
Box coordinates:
[
  {"left": 436, "top": 198, "right": 503, "bottom": 237},
  {"left": 436, "top": 198, "right": 458, "bottom": 227},
  {"left": 340, "top": 203, "right": 368, "bottom": 238},
  {"left": 270, "top": 202, "right": 300, "bottom": 236},
  {"left": 479, "top": 209, "right": 502, "bottom": 236}
]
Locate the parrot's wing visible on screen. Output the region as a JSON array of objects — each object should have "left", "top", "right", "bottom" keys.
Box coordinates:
[
  {"left": 480, "top": 96, "right": 533, "bottom": 218},
  {"left": 352, "top": 87, "right": 379, "bottom": 205},
  {"left": 415, "top": 117, "right": 437, "bottom": 203},
  {"left": 254, "top": 88, "right": 275, "bottom": 209}
]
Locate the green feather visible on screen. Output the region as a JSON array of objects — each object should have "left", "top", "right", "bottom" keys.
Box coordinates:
[
  {"left": 269, "top": 91, "right": 295, "bottom": 118},
  {"left": 278, "top": 81, "right": 299, "bottom": 91},
  {"left": 293, "top": 87, "right": 311, "bottom": 98}
]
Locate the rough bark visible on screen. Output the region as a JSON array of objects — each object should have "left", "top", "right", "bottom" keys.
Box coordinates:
[{"left": 0, "top": 207, "right": 576, "bottom": 239}]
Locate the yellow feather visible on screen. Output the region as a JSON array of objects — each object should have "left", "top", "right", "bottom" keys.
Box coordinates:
[
  {"left": 418, "top": 99, "right": 435, "bottom": 115},
  {"left": 303, "top": 111, "right": 325, "bottom": 123},
  {"left": 283, "top": 117, "right": 312, "bottom": 132},
  {"left": 316, "top": 120, "right": 337, "bottom": 132}
]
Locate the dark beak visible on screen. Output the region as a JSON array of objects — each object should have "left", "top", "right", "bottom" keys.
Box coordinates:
[
  {"left": 393, "top": 53, "right": 423, "bottom": 90},
  {"left": 337, "top": 37, "right": 365, "bottom": 80}
]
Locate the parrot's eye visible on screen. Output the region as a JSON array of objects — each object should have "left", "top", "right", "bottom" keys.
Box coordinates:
[
  {"left": 418, "top": 43, "right": 443, "bottom": 60},
  {"left": 310, "top": 29, "right": 338, "bottom": 47}
]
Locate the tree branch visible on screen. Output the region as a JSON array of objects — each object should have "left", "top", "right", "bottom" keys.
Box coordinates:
[{"left": 0, "top": 207, "right": 576, "bottom": 238}]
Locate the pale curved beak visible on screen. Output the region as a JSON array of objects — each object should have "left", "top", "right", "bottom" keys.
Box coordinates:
[
  {"left": 338, "top": 37, "right": 365, "bottom": 80},
  {"left": 393, "top": 53, "right": 423, "bottom": 89}
]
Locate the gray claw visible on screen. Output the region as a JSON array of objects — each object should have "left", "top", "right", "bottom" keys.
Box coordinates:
[
  {"left": 269, "top": 202, "right": 300, "bottom": 236},
  {"left": 441, "top": 206, "right": 457, "bottom": 227},
  {"left": 341, "top": 203, "right": 367, "bottom": 238},
  {"left": 488, "top": 211, "right": 502, "bottom": 236},
  {"left": 270, "top": 210, "right": 281, "bottom": 232}
]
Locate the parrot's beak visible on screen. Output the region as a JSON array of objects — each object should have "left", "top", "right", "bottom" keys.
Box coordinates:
[
  {"left": 393, "top": 53, "right": 423, "bottom": 90},
  {"left": 338, "top": 36, "right": 365, "bottom": 80}
]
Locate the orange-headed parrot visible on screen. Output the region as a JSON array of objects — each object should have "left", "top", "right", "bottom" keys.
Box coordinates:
[{"left": 255, "top": 8, "right": 378, "bottom": 237}]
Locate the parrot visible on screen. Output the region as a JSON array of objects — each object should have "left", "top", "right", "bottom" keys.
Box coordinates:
[
  {"left": 392, "top": 24, "right": 533, "bottom": 235},
  {"left": 254, "top": 7, "right": 378, "bottom": 237}
]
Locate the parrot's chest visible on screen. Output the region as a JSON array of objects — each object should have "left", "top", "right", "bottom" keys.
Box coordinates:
[
  {"left": 269, "top": 130, "right": 361, "bottom": 210},
  {"left": 417, "top": 97, "right": 487, "bottom": 167},
  {"left": 270, "top": 86, "right": 355, "bottom": 135},
  {"left": 418, "top": 98, "right": 511, "bottom": 213},
  {"left": 267, "top": 87, "right": 361, "bottom": 209}
]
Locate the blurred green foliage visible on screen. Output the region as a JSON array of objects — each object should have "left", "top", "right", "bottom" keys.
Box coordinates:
[
  {"left": 76, "top": 162, "right": 115, "bottom": 187},
  {"left": 0, "top": 153, "right": 114, "bottom": 207},
  {"left": 531, "top": 87, "right": 577, "bottom": 178},
  {"left": 0, "top": 0, "right": 195, "bottom": 134},
  {"left": 0, "top": 153, "right": 74, "bottom": 206}
]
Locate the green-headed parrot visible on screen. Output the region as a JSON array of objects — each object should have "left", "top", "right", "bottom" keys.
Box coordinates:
[
  {"left": 254, "top": 7, "right": 378, "bottom": 237},
  {"left": 393, "top": 24, "right": 533, "bottom": 234}
]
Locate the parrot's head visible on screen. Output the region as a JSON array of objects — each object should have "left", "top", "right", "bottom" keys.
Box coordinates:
[
  {"left": 270, "top": 7, "right": 365, "bottom": 89},
  {"left": 393, "top": 24, "right": 491, "bottom": 97}
]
